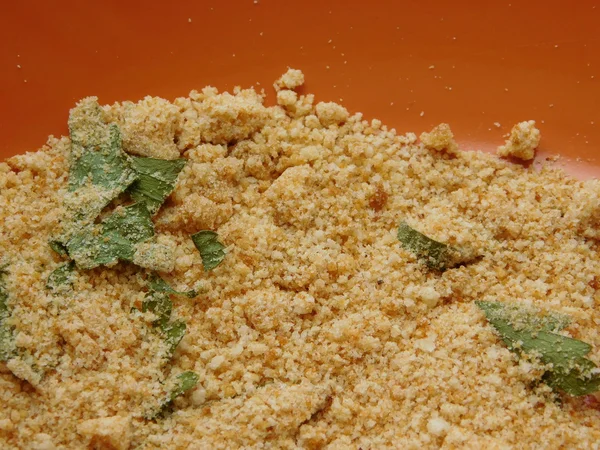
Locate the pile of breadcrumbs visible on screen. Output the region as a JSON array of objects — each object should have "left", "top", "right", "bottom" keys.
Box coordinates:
[{"left": 1, "top": 69, "right": 600, "bottom": 450}]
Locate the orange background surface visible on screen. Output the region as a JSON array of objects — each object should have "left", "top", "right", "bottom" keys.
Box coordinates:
[{"left": 1, "top": 0, "right": 599, "bottom": 177}]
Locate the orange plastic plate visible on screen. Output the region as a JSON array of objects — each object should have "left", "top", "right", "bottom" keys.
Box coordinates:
[{"left": 1, "top": 0, "right": 599, "bottom": 177}]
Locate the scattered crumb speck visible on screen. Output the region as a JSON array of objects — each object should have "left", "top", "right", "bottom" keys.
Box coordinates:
[{"left": 420, "top": 111, "right": 425, "bottom": 117}]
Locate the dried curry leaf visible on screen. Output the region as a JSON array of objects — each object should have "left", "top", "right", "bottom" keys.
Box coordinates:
[
  {"left": 477, "top": 301, "right": 600, "bottom": 396},
  {"left": 191, "top": 230, "right": 226, "bottom": 271},
  {"left": 397, "top": 221, "right": 455, "bottom": 271},
  {"left": 128, "top": 157, "right": 187, "bottom": 214},
  {"left": 46, "top": 261, "right": 76, "bottom": 293}
]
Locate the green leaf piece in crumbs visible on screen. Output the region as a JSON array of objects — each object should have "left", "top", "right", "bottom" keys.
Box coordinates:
[
  {"left": 161, "top": 320, "right": 187, "bottom": 357},
  {"left": 477, "top": 301, "right": 600, "bottom": 396},
  {"left": 128, "top": 157, "right": 187, "bottom": 214},
  {"left": 169, "top": 371, "right": 199, "bottom": 401},
  {"left": 397, "top": 221, "right": 456, "bottom": 271},
  {"left": 150, "top": 371, "right": 199, "bottom": 419},
  {"left": 68, "top": 98, "right": 136, "bottom": 201},
  {"left": 46, "top": 262, "right": 76, "bottom": 293},
  {"left": 141, "top": 274, "right": 196, "bottom": 355},
  {"left": 49, "top": 240, "right": 68, "bottom": 257},
  {"left": 66, "top": 203, "right": 155, "bottom": 269},
  {"left": 191, "top": 230, "right": 226, "bottom": 271},
  {"left": 147, "top": 273, "right": 197, "bottom": 298},
  {"left": 0, "top": 270, "right": 16, "bottom": 361}
]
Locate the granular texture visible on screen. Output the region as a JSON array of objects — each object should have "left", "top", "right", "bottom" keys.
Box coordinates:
[{"left": 1, "top": 69, "right": 600, "bottom": 449}]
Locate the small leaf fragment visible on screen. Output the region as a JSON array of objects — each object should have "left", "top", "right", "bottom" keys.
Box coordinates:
[
  {"left": 161, "top": 320, "right": 186, "bottom": 357},
  {"left": 46, "top": 262, "right": 76, "bottom": 293},
  {"left": 147, "top": 273, "right": 197, "bottom": 298},
  {"left": 142, "top": 292, "right": 172, "bottom": 326},
  {"left": 477, "top": 301, "right": 600, "bottom": 396},
  {"left": 397, "top": 221, "right": 455, "bottom": 271},
  {"left": 49, "top": 240, "right": 68, "bottom": 256},
  {"left": 128, "top": 157, "right": 187, "bottom": 214},
  {"left": 169, "top": 371, "right": 199, "bottom": 401},
  {"left": 0, "top": 269, "right": 16, "bottom": 361},
  {"left": 191, "top": 230, "right": 226, "bottom": 271},
  {"left": 149, "top": 371, "right": 199, "bottom": 419}
]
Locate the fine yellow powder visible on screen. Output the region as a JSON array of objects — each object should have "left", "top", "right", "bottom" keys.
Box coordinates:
[{"left": 1, "top": 69, "right": 600, "bottom": 449}]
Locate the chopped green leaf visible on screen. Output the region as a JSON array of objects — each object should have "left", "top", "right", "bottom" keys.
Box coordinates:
[
  {"left": 141, "top": 274, "right": 195, "bottom": 354},
  {"left": 149, "top": 371, "right": 199, "bottom": 419},
  {"left": 46, "top": 262, "right": 76, "bottom": 293},
  {"left": 477, "top": 301, "right": 600, "bottom": 396},
  {"left": 66, "top": 203, "right": 155, "bottom": 269},
  {"left": 128, "top": 157, "right": 187, "bottom": 214},
  {"left": 161, "top": 320, "right": 186, "bottom": 356},
  {"left": 397, "top": 221, "right": 461, "bottom": 271},
  {"left": 49, "top": 240, "right": 68, "bottom": 257},
  {"left": 68, "top": 98, "right": 136, "bottom": 199},
  {"left": 147, "top": 273, "right": 197, "bottom": 298},
  {"left": 169, "top": 371, "right": 199, "bottom": 401},
  {"left": 142, "top": 292, "right": 172, "bottom": 326},
  {"left": 0, "top": 270, "right": 15, "bottom": 362},
  {"left": 191, "top": 230, "right": 226, "bottom": 271}
]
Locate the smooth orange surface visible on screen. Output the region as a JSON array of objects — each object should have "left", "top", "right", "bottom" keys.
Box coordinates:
[{"left": 1, "top": 0, "right": 599, "bottom": 177}]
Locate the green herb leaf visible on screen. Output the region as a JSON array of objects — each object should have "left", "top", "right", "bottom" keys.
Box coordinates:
[
  {"left": 68, "top": 98, "right": 136, "bottom": 200},
  {"left": 147, "top": 273, "right": 197, "bottom": 298},
  {"left": 142, "top": 292, "right": 172, "bottom": 326},
  {"left": 49, "top": 241, "right": 68, "bottom": 257},
  {"left": 0, "top": 270, "right": 15, "bottom": 362},
  {"left": 149, "top": 371, "right": 199, "bottom": 419},
  {"left": 46, "top": 262, "right": 76, "bottom": 293},
  {"left": 66, "top": 203, "right": 155, "bottom": 269},
  {"left": 169, "top": 371, "right": 199, "bottom": 401},
  {"left": 128, "top": 157, "right": 187, "bottom": 215},
  {"left": 191, "top": 230, "right": 226, "bottom": 271},
  {"left": 161, "top": 320, "right": 186, "bottom": 357},
  {"left": 397, "top": 221, "right": 455, "bottom": 271},
  {"left": 477, "top": 301, "right": 600, "bottom": 396}
]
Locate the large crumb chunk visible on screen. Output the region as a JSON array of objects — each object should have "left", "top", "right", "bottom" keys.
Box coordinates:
[
  {"left": 420, "top": 123, "right": 459, "bottom": 154},
  {"left": 78, "top": 415, "right": 132, "bottom": 450},
  {"left": 497, "top": 120, "right": 541, "bottom": 160},
  {"left": 105, "top": 96, "right": 181, "bottom": 160},
  {"left": 176, "top": 89, "right": 269, "bottom": 147},
  {"left": 315, "top": 101, "right": 349, "bottom": 126},
  {"left": 274, "top": 68, "right": 305, "bottom": 91}
]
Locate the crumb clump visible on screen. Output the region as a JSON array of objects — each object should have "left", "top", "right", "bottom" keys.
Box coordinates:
[
  {"left": 420, "top": 123, "right": 459, "bottom": 154},
  {"left": 274, "top": 67, "right": 305, "bottom": 91},
  {"left": 497, "top": 120, "right": 541, "bottom": 160},
  {"left": 1, "top": 69, "right": 600, "bottom": 449}
]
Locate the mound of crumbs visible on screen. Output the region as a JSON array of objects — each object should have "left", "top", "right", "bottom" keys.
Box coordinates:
[{"left": 2, "top": 68, "right": 600, "bottom": 449}]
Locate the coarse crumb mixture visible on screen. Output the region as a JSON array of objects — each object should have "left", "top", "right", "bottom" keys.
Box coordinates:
[
  {"left": 497, "top": 120, "right": 541, "bottom": 161},
  {"left": 1, "top": 69, "right": 600, "bottom": 449}
]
